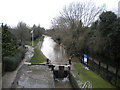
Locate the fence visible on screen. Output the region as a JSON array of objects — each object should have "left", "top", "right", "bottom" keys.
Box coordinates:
[{"left": 82, "top": 57, "right": 120, "bottom": 88}]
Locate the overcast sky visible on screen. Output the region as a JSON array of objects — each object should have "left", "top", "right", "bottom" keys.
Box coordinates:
[{"left": 0, "top": 0, "right": 119, "bottom": 29}]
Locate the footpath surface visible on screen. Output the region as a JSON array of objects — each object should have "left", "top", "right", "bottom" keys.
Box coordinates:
[
  {"left": 2, "top": 44, "right": 55, "bottom": 88},
  {"left": 2, "top": 45, "right": 34, "bottom": 88},
  {"left": 11, "top": 64, "right": 54, "bottom": 88}
]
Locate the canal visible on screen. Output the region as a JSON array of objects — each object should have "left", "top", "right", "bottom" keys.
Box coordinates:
[{"left": 41, "top": 35, "right": 72, "bottom": 88}]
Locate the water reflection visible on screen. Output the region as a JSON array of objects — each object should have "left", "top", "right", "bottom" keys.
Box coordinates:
[
  {"left": 41, "top": 36, "right": 68, "bottom": 65},
  {"left": 41, "top": 36, "right": 72, "bottom": 88},
  {"left": 41, "top": 35, "right": 72, "bottom": 88}
]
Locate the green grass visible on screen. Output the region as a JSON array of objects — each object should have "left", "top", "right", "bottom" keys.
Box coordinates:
[
  {"left": 31, "top": 47, "right": 46, "bottom": 63},
  {"left": 26, "top": 41, "right": 32, "bottom": 46},
  {"left": 74, "top": 63, "right": 115, "bottom": 88},
  {"left": 26, "top": 36, "right": 44, "bottom": 47},
  {"left": 27, "top": 36, "right": 46, "bottom": 63}
]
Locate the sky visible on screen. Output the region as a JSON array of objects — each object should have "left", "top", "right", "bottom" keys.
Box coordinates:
[{"left": 0, "top": 0, "right": 119, "bottom": 29}]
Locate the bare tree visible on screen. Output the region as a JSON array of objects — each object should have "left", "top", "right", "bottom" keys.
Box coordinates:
[
  {"left": 51, "top": 2, "right": 105, "bottom": 29},
  {"left": 11, "top": 22, "right": 31, "bottom": 45},
  {"left": 50, "top": 1, "right": 106, "bottom": 56}
]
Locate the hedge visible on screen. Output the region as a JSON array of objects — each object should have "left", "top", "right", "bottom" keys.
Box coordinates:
[{"left": 3, "top": 47, "right": 26, "bottom": 71}]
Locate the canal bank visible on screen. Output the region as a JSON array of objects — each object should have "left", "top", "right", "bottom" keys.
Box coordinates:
[
  {"left": 2, "top": 45, "right": 34, "bottom": 88},
  {"left": 42, "top": 35, "right": 114, "bottom": 88},
  {"left": 4, "top": 35, "right": 82, "bottom": 89},
  {"left": 40, "top": 35, "right": 85, "bottom": 88},
  {"left": 34, "top": 35, "right": 82, "bottom": 88},
  {"left": 10, "top": 40, "right": 55, "bottom": 88},
  {"left": 69, "top": 65, "right": 83, "bottom": 88},
  {"left": 9, "top": 36, "right": 73, "bottom": 88}
]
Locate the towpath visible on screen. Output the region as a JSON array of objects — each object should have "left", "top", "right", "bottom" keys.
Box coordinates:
[{"left": 2, "top": 45, "right": 34, "bottom": 88}]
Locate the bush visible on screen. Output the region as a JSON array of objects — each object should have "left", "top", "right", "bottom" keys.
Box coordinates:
[
  {"left": 15, "top": 47, "right": 26, "bottom": 61},
  {"left": 3, "top": 56, "right": 17, "bottom": 71},
  {"left": 3, "top": 47, "right": 26, "bottom": 71}
]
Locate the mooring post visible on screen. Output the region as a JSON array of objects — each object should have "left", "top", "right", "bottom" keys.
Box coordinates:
[
  {"left": 51, "top": 65, "right": 55, "bottom": 71},
  {"left": 68, "top": 66, "right": 71, "bottom": 70},
  {"left": 68, "top": 58, "right": 72, "bottom": 65},
  {"left": 46, "top": 58, "right": 49, "bottom": 64}
]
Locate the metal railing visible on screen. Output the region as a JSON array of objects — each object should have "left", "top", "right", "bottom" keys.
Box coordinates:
[{"left": 82, "top": 81, "right": 92, "bottom": 88}]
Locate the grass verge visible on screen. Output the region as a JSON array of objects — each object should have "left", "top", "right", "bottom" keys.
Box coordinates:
[
  {"left": 31, "top": 46, "right": 46, "bottom": 63},
  {"left": 74, "top": 63, "right": 115, "bottom": 88},
  {"left": 26, "top": 36, "right": 44, "bottom": 47},
  {"left": 27, "top": 36, "right": 46, "bottom": 63}
]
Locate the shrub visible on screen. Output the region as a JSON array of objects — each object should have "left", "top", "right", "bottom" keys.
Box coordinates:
[
  {"left": 3, "top": 56, "right": 17, "bottom": 71},
  {"left": 3, "top": 47, "right": 26, "bottom": 71}
]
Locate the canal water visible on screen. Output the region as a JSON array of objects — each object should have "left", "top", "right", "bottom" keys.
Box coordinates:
[{"left": 41, "top": 35, "right": 72, "bottom": 88}]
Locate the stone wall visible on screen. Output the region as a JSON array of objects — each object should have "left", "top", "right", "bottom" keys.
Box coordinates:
[{"left": 69, "top": 71, "right": 82, "bottom": 88}]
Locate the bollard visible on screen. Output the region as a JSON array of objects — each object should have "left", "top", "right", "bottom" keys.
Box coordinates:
[
  {"left": 68, "top": 58, "right": 71, "bottom": 65},
  {"left": 68, "top": 66, "right": 71, "bottom": 70},
  {"left": 46, "top": 59, "right": 49, "bottom": 64},
  {"left": 51, "top": 65, "right": 55, "bottom": 71},
  {"left": 48, "top": 65, "right": 55, "bottom": 71}
]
